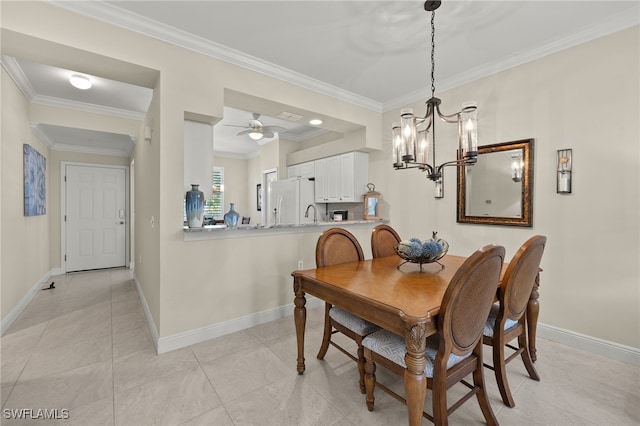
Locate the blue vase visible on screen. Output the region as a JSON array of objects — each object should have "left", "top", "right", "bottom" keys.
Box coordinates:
[
  {"left": 224, "top": 203, "right": 240, "bottom": 227},
  {"left": 185, "top": 184, "right": 205, "bottom": 228}
]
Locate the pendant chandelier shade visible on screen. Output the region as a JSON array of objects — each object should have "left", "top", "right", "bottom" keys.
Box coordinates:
[{"left": 393, "top": 1, "right": 478, "bottom": 196}]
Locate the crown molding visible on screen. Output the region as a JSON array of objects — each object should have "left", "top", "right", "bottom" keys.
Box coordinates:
[
  {"left": 52, "top": 1, "right": 639, "bottom": 114},
  {"left": 31, "top": 95, "right": 146, "bottom": 121},
  {"left": 51, "top": 1, "right": 384, "bottom": 113},
  {"left": 31, "top": 122, "right": 132, "bottom": 157},
  {"left": 383, "top": 7, "right": 640, "bottom": 111},
  {"left": 2, "top": 55, "right": 37, "bottom": 101},
  {"left": 30, "top": 123, "right": 55, "bottom": 148}
]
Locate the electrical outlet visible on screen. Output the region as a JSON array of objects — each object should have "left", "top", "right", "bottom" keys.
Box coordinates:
[{"left": 297, "top": 260, "right": 304, "bottom": 270}]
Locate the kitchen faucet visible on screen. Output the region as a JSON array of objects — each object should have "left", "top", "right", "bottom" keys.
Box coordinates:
[{"left": 304, "top": 204, "right": 317, "bottom": 223}]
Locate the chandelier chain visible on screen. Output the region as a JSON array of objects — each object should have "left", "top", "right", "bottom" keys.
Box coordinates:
[{"left": 430, "top": 11, "right": 436, "bottom": 97}]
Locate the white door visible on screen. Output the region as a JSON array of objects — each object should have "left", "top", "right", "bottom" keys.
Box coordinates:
[
  {"left": 65, "top": 165, "right": 127, "bottom": 272},
  {"left": 262, "top": 169, "right": 278, "bottom": 225}
]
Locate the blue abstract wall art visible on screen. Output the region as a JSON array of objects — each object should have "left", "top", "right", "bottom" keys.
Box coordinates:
[{"left": 23, "top": 144, "right": 46, "bottom": 216}]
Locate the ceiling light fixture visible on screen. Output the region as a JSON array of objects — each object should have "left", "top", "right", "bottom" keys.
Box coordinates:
[
  {"left": 309, "top": 119, "right": 323, "bottom": 126},
  {"left": 69, "top": 74, "right": 92, "bottom": 90},
  {"left": 392, "top": 1, "right": 478, "bottom": 198},
  {"left": 248, "top": 131, "right": 263, "bottom": 140}
]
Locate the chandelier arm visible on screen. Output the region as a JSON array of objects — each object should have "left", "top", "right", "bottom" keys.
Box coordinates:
[
  {"left": 434, "top": 103, "right": 461, "bottom": 123},
  {"left": 395, "top": 163, "right": 426, "bottom": 171},
  {"left": 437, "top": 158, "right": 475, "bottom": 171}
]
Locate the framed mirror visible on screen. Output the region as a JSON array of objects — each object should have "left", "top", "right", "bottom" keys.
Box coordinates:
[{"left": 457, "top": 138, "right": 534, "bottom": 226}]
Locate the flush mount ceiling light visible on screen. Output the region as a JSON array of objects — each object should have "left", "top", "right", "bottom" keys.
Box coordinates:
[
  {"left": 69, "top": 74, "right": 92, "bottom": 90},
  {"left": 248, "top": 131, "right": 263, "bottom": 140},
  {"left": 309, "top": 119, "right": 323, "bottom": 126},
  {"left": 392, "top": 0, "right": 478, "bottom": 198}
]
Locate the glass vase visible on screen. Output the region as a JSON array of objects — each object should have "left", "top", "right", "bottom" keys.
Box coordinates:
[{"left": 224, "top": 202, "right": 240, "bottom": 227}]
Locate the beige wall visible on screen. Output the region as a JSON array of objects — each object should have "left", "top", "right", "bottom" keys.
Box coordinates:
[
  {"left": 132, "top": 90, "right": 161, "bottom": 332},
  {"left": 372, "top": 26, "right": 639, "bottom": 348},
  {"left": 2, "top": 1, "right": 638, "bottom": 350},
  {"left": 1, "top": 71, "right": 50, "bottom": 318}
]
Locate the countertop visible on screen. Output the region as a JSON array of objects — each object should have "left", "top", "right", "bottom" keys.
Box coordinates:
[
  {"left": 183, "top": 219, "right": 386, "bottom": 232},
  {"left": 183, "top": 219, "right": 388, "bottom": 240}
]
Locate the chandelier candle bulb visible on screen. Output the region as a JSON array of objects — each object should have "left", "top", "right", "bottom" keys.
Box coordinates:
[
  {"left": 460, "top": 102, "right": 478, "bottom": 159},
  {"left": 400, "top": 109, "right": 417, "bottom": 162},
  {"left": 392, "top": 123, "right": 403, "bottom": 167}
]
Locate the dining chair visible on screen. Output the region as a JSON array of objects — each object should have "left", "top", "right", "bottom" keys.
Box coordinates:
[
  {"left": 370, "top": 224, "right": 401, "bottom": 258},
  {"left": 483, "top": 235, "right": 547, "bottom": 408},
  {"left": 315, "top": 227, "right": 380, "bottom": 394},
  {"left": 362, "top": 244, "right": 505, "bottom": 426}
]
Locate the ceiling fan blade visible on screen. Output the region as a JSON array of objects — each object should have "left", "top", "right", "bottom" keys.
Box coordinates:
[
  {"left": 263, "top": 126, "right": 287, "bottom": 133},
  {"left": 262, "top": 131, "right": 275, "bottom": 138},
  {"left": 236, "top": 129, "right": 253, "bottom": 136},
  {"left": 224, "top": 124, "right": 250, "bottom": 128}
]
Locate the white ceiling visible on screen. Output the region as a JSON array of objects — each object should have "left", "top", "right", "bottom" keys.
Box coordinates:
[{"left": 6, "top": 0, "right": 639, "bottom": 157}]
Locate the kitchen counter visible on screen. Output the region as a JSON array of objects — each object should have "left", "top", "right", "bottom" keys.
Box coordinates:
[{"left": 183, "top": 219, "right": 388, "bottom": 241}]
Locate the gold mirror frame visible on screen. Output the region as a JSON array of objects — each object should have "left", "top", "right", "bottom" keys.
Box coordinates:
[{"left": 457, "top": 138, "right": 534, "bottom": 227}]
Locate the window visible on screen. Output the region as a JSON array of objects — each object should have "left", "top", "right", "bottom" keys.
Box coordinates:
[{"left": 207, "top": 166, "right": 224, "bottom": 218}]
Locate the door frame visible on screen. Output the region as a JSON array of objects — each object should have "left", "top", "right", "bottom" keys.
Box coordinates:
[{"left": 60, "top": 161, "right": 130, "bottom": 273}]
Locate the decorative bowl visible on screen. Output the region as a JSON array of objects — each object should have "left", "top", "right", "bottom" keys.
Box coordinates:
[{"left": 394, "top": 232, "right": 449, "bottom": 271}]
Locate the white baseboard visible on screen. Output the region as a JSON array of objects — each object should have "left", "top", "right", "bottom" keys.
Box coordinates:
[
  {"left": 129, "top": 281, "right": 639, "bottom": 366},
  {"left": 538, "top": 323, "right": 640, "bottom": 366},
  {"left": 1, "top": 269, "right": 54, "bottom": 335},
  {"left": 132, "top": 273, "right": 160, "bottom": 353},
  {"left": 131, "top": 275, "right": 323, "bottom": 355},
  {"left": 155, "top": 297, "right": 323, "bottom": 354}
]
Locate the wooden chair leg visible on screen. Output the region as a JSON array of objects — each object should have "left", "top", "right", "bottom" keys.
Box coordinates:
[
  {"left": 518, "top": 330, "right": 540, "bottom": 381},
  {"left": 364, "top": 349, "right": 376, "bottom": 411},
  {"left": 493, "top": 335, "right": 516, "bottom": 408},
  {"left": 473, "top": 355, "right": 499, "bottom": 426},
  {"left": 431, "top": 375, "right": 448, "bottom": 426},
  {"left": 316, "top": 303, "right": 332, "bottom": 359},
  {"left": 356, "top": 341, "right": 366, "bottom": 394}
]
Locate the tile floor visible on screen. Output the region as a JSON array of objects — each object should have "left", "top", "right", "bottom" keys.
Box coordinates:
[{"left": 1, "top": 269, "right": 639, "bottom": 425}]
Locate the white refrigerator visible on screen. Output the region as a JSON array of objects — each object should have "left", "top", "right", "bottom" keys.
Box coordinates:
[{"left": 267, "top": 178, "right": 318, "bottom": 226}]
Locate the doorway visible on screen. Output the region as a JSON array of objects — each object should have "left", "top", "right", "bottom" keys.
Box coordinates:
[
  {"left": 262, "top": 168, "right": 277, "bottom": 225},
  {"left": 62, "top": 163, "right": 128, "bottom": 272}
]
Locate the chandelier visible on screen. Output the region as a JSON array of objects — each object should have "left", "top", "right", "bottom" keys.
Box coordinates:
[{"left": 392, "top": 0, "right": 478, "bottom": 197}]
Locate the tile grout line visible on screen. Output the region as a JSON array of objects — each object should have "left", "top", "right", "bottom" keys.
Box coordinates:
[
  {"left": 190, "top": 345, "right": 238, "bottom": 424},
  {"left": 110, "top": 270, "right": 117, "bottom": 426}
]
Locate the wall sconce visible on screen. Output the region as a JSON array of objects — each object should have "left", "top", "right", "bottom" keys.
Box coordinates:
[
  {"left": 557, "top": 149, "right": 572, "bottom": 193},
  {"left": 511, "top": 153, "right": 524, "bottom": 182}
]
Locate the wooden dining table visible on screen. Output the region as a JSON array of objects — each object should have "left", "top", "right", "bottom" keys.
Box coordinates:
[{"left": 292, "top": 254, "right": 541, "bottom": 426}]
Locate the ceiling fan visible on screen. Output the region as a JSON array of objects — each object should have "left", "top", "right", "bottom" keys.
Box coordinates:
[{"left": 225, "top": 113, "right": 287, "bottom": 142}]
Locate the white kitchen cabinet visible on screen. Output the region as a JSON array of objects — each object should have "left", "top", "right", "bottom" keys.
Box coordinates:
[
  {"left": 314, "top": 158, "right": 328, "bottom": 202},
  {"left": 287, "top": 161, "right": 314, "bottom": 179},
  {"left": 339, "top": 152, "right": 368, "bottom": 202},
  {"left": 287, "top": 164, "right": 300, "bottom": 179},
  {"left": 315, "top": 152, "right": 368, "bottom": 203}
]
